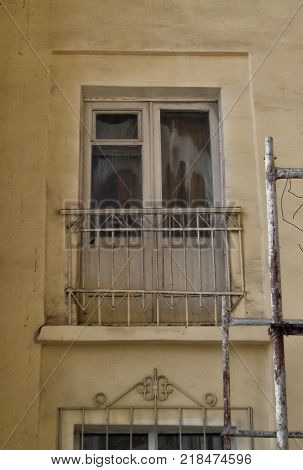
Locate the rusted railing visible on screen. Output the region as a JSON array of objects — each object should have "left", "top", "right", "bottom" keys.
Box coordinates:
[{"left": 60, "top": 207, "right": 244, "bottom": 326}]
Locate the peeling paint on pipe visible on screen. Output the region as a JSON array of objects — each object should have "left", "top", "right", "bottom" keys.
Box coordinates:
[
  {"left": 264, "top": 136, "right": 289, "bottom": 450},
  {"left": 221, "top": 296, "right": 231, "bottom": 450}
]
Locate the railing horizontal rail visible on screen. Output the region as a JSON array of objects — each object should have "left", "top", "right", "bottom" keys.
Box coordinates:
[
  {"left": 67, "top": 288, "right": 244, "bottom": 296},
  {"left": 72, "top": 227, "right": 242, "bottom": 232},
  {"left": 60, "top": 207, "right": 242, "bottom": 215}
]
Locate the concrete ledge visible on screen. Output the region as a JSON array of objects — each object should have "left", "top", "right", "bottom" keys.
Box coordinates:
[{"left": 38, "top": 326, "right": 270, "bottom": 344}]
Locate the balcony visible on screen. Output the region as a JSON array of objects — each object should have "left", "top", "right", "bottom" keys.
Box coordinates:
[{"left": 60, "top": 207, "right": 244, "bottom": 326}]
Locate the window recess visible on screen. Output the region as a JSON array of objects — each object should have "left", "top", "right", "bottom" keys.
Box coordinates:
[{"left": 60, "top": 99, "right": 244, "bottom": 326}]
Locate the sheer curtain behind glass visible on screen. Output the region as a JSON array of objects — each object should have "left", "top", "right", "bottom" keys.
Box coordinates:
[
  {"left": 91, "top": 113, "right": 142, "bottom": 208},
  {"left": 161, "top": 110, "right": 213, "bottom": 208}
]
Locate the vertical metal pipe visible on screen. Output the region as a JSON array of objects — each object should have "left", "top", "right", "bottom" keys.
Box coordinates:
[
  {"left": 68, "top": 290, "right": 72, "bottom": 326},
  {"left": 127, "top": 293, "right": 131, "bottom": 327},
  {"left": 106, "top": 407, "right": 109, "bottom": 450},
  {"left": 81, "top": 408, "right": 85, "bottom": 450},
  {"left": 203, "top": 407, "right": 207, "bottom": 450},
  {"left": 221, "top": 295, "right": 231, "bottom": 450},
  {"left": 130, "top": 407, "right": 133, "bottom": 450},
  {"left": 179, "top": 407, "right": 182, "bottom": 450},
  {"left": 264, "top": 136, "right": 289, "bottom": 450},
  {"left": 57, "top": 408, "right": 63, "bottom": 450}
]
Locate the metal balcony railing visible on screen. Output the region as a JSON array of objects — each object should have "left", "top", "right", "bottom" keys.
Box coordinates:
[{"left": 60, "top": 207, "right": 244, "bottom": 326}]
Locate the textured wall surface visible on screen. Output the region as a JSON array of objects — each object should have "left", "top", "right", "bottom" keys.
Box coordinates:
[{"left": 0, "top": 0, "right": 303, "bottom": 450}]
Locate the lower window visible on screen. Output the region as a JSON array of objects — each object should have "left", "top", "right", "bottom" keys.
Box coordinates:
[{"left": 75, "top": 426, "right": 225, "bottom": 450}]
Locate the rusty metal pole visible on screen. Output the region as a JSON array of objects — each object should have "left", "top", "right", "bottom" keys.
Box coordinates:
[
  {"left": 264, "top": 136, "right": 289, "bottom": 450},
  {"left": 221, "top": 295, "right": 231, "bottom": 450}
]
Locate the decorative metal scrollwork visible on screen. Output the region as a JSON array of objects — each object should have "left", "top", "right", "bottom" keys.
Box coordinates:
[
  {"left": 93, "top": 369, "right": 217, "bottom": 409},
  {"left": 94, "top": 392, "right": 107, "bottom": 407},
  {"left": 203, "top": 392, "right": 217, "bottom": 407},
  {"left": 137, "top": 368, "right": 173, "bottom": 402}
]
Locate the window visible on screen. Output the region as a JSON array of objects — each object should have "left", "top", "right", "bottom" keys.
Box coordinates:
[
  {"left": 83, "top": 101, "right": 221, "bottom": 209},
  {"left": 58, "top": 369, "right": 251, "bottom": 450},
  {"left": 75, "top": 426, "right": 225, "bottom": 450}
]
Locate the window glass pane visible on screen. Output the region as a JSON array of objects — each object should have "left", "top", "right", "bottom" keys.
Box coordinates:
[
  {"left": 96, "top": 113, "right": 138, "bottom": 140},
  {"left": 158, "top": 434, "right": 179, "bottom": 450},
  {"left": 83, "top": 433, "right": 148, "bottom": 450},
  {"left": 161, "top": 110, "right": 213, "bottom": 208},
  {"left": 83, "top": 434, "right": 106, "bottom": 450},
  {"left": 108, "top": 434, "right": 130, "bottom": 450},
  {"left": 91, "top": 145, "right": 142, "bottom": 208},
  {"left": 207, "top": 434, "right": 224, "bottom": 450},
  {"left": 182, "top": 433, "right": 205, "bottom": 450},
  {"left": 158, "top": 433, "right": 224, "bottom": 450},
  {"left": 132, "top": 434, "right": 149, "bottom": 450}
]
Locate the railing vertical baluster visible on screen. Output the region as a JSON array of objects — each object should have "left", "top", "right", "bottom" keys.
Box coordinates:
[
  {"left": 81, "top": 214, "right": 86, "bottom": 320},
  {"left": 169, "top": 213, "right": 174, "bottom": 309},
  {"left": 97, "top": 214, "right": 102, "bottom": 325},
  {"left": 127, "top": 214, "right": 131, "bottom": 326},
  {"left": 197, "top": 213, "right": 203, "bottom": 312},
  {"left": 238, "top": 212, "right": 245, "bottom": 294},
  {"left": 111, "top": 213, "right": 115, "bottom": 309},
  {"left": 183, "top": 214, "right": 188, "bottom": 325},
  {"left": 155, "top": 213, "right": 160, "bottom": 325},
  {"left": 67, "top": 214, "right": 72, "bottom": 289},
  {"left": 156, "top": 294, "right": 160, "bottom": 326},
  {"left": 142, "top": 212, "right": 145, "bottom": 311},
  {"left": 127, "top": 214, "right": 130, "bottom": 290},
  {"left": 224, "top": 213, "right": 232, "bottom": 312},
  {"left": 211, "top": 227, "right": 217, "bottom": 325},
  {"left": 68, "top": 290, "right": 72, "bottom": 326}
]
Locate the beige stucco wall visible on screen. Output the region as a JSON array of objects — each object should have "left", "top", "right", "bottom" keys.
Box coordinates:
[{"left": 1, "top": 0, "right": 303, "bottom": 450}]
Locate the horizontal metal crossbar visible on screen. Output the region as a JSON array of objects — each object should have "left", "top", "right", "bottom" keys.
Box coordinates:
[
  {"left": 275, "top": 167, "right": 303, "bottom": 180},
  {"left": 223, "top": 430, "right": 303, "bottom": 438},
  {"left": 230, "top": 318, "right": 303, "bottom": 335}
]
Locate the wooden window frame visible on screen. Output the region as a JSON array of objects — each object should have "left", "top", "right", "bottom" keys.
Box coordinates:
[{"left": 82, "top": 99, "right": 223, "bottom": 209}]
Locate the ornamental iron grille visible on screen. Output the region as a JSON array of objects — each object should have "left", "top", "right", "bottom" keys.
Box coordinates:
[{"left": 57, "top": 369, "right": 253, "bottom": 450}]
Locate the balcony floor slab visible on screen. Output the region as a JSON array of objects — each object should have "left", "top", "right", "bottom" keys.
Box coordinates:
[{"left": 38, "top": 325, "right": 270, "bottom": 344}]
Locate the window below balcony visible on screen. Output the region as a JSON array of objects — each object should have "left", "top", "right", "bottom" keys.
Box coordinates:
[
  {"left": 60, "top": 97, "right": 244, "bottom": 326},
  {"left": 58, "top": 368, "right": 252, "bottom": 450},
  {"left": 75, "top": 426, "right": 225, "bottom": 450}
]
